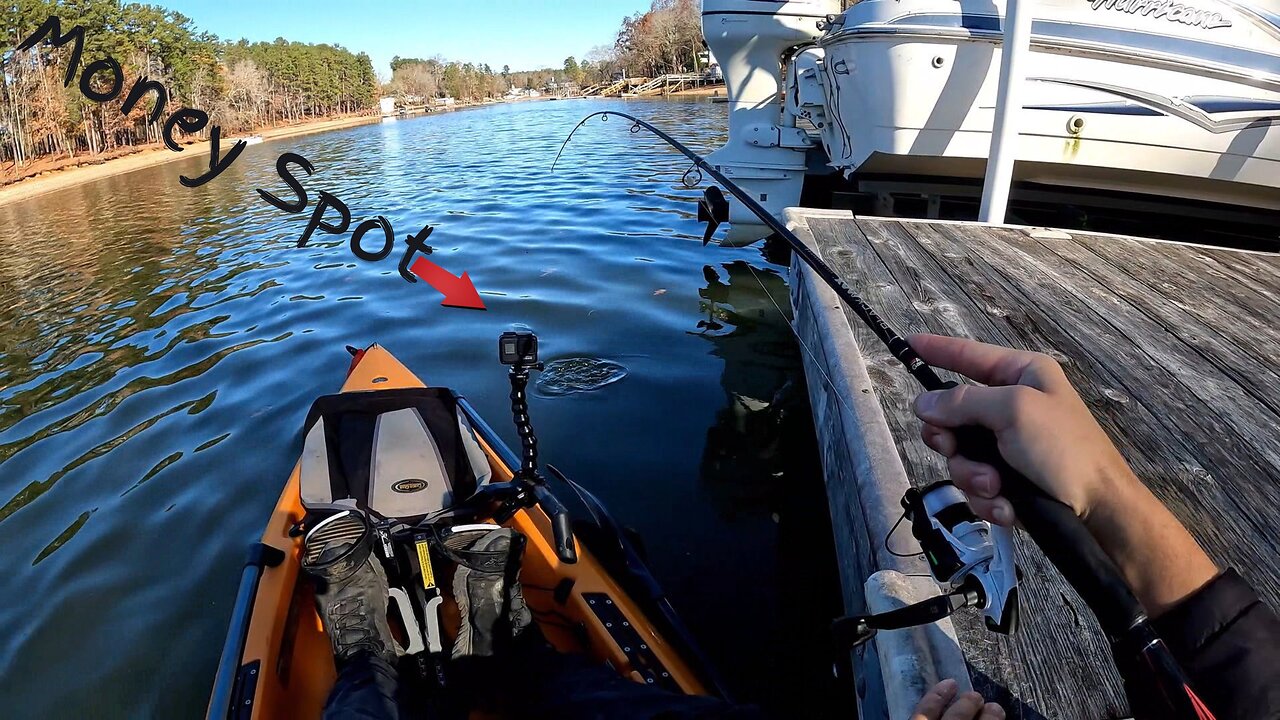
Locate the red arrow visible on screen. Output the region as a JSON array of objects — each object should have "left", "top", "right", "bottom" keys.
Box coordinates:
[{"left": 410, "top": 257, "right": 486, "bottom": 310}]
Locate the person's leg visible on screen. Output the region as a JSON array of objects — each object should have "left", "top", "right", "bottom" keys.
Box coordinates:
[
  {"left": 502, "top": 633, "right": 765, "bottom": 720},
  {"left": 303, "top": 510, "right": 403, "bottom": 720},
  {"left": 444, "top": 526, "right": 762, "bottom": 719},
  {"left": 323, "top": 652, "right": 400, "bottom": 720},
  {"left": 446, "top": 527, "right": 532, "bottom": 659}
]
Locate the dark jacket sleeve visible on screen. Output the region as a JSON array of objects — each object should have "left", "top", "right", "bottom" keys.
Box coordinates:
[{"left": 1115, "top": 569, "right": 1280, "bottom": 720}]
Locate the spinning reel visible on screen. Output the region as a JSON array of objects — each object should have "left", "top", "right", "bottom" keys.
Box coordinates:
[{"left": 832, "top": 482, "right": 1020, "bottom": 650}]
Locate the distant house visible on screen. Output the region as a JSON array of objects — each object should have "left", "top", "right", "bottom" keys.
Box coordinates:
[
  {"left": 379, "top": 97, "right": 396, "bottom": 116},
  {"left": 431, "top": 97, "right": 456, "bottom": 107}
]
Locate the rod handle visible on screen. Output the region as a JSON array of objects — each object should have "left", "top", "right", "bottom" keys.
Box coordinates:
[{"left": 942, "top": 383, "right": 1146, "bottom": 637}]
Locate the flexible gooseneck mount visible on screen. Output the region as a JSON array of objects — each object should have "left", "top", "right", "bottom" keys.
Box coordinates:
[
  {"left": 500, "top": 334, "right": 578, "bottom": 565},
  {"left": 557, "top": 111, "right": 1214, "bottom": 720},
  {"left": 508, "top": 360, "right": 543, "bottom": 482}
]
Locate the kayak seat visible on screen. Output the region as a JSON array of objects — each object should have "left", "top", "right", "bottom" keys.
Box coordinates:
[{"left": 298, "top": 387, "right": 492, "bottom": 521}]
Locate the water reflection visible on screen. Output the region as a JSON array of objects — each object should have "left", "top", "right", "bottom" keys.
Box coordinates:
[
  {"left": 687, "top": 258, "right": 846, "bottom": 718},
  {"left": 694, "top": 261, "right": 799, "bottom": 494}
]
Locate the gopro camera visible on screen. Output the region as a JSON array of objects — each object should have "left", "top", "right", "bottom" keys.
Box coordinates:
[{"left": 499, "top": 331, "right": 538, "bottom": 366}]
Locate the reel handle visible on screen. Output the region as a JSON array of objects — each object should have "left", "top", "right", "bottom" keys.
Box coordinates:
[{"left": 943, "top": 383, "right": 1147, "bottom": 638}]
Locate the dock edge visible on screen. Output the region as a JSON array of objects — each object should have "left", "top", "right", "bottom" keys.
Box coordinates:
[{"left": 784, "top": 208, "right": 971, "bottom": 719}]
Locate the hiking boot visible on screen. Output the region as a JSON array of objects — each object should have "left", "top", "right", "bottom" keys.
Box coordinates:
[
  {"left": 442, "top": 527, "right": 532, "bottom": 658},
  {"left": 302, "top": 510, "right": 396, "bottom": 665}
]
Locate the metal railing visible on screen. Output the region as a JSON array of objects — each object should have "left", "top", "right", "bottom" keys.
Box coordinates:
[{"left": 979, "top": 0, "right": 1034, "bottom": 224}]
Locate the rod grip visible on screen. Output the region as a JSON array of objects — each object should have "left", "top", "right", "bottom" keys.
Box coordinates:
[{"left": 942, "top": 383, "right": 1146, "bottom": 637}]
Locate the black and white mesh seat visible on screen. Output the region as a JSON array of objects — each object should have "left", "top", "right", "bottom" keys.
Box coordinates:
[{"left": 297, "top": 387, "right": 492, "bottom": 521}]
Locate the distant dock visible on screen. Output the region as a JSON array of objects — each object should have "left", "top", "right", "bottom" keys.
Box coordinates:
[{"left": 786, "top": 210, "right": 1280, "bottom": 718}]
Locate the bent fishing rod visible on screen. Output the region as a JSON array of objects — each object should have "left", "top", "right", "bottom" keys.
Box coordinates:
[{"left": 555, "top": 110, "right": 1215, "bottom": 720}]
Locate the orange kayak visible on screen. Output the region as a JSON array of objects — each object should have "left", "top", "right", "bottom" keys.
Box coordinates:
[{"left": 206, "top": 343, "right": 725, "bottom": 719}]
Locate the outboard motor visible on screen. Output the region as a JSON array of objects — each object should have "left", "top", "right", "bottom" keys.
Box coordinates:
[{"left": 702, "top": 0, "right": 839, "bottom": 225}]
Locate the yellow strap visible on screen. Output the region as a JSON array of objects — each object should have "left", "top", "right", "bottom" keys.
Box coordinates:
[{"left": 415, "top": 538, "right": 436, "bottom": 590}]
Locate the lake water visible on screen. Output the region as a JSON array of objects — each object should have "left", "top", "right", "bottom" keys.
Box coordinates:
[{"left": 0, "top": 99, "right": 843, "bottom": 717}]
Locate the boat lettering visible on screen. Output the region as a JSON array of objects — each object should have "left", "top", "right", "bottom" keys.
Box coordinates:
[{"left": 1088, "top": 0, "right": 1233, "bottom": 29}]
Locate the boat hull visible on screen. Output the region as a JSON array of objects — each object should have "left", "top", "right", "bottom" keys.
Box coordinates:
[{"left": 810, "top": 0, "right": 1280, "bottom": 210}]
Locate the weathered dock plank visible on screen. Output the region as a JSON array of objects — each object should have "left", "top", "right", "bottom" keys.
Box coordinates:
[
  {"left": 1077, "top": 235, "right": 1280, "bottom": 369},
  {"left": 787, "top": 211, "right": 1280, "bottom": 720}
]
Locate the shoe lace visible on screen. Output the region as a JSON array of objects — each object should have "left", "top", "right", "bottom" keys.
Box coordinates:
[{"left": 329, "top": 597, "right": 384, "bottom": 657}]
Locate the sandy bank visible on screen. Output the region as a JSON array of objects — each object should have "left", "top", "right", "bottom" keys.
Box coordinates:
[{"left": 0, "top": 114, "right": 381, "bottom": 209}]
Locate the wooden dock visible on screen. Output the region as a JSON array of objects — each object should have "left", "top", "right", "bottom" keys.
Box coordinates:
[{"left": 785, "top": 210, "right": 1280, "bottom": 719}]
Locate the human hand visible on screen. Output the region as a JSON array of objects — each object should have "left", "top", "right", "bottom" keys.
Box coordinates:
[
  {"left": 909, "top": 334, "right": 1218, "bottom": 615},
  {"left": 908, "top": 334, "right": 1138, "bottom": 529},
  {"left": 912, "top": 679, "right": 1005, "bottom": 720}
]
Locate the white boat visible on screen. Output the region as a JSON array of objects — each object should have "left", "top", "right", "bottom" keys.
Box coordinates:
[{"left": 703, "top": 0, "right": 1280, "bottom": 240}]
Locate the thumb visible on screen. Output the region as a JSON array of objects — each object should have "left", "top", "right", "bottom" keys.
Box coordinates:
[{"left": 913, "top": 383, "right": 1028, "bottom": 432}]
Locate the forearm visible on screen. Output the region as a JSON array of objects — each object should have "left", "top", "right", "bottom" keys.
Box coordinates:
[{"left": 1085, "top": 471, "right": 1218, "bottom": 618}]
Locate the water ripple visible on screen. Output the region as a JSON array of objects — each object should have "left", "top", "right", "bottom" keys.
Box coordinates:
[{"left": 536, "top": 357, "right": 629, "bottom": 396}]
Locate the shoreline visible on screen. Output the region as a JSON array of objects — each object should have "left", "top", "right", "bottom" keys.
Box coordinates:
[
  {"left": 668, "top": 84, "right": 727, "bottom": 97},
  {"left": 0, "top": 114, "right": 381, "bottom": 209},
  {"left": 0, "top": 93, "right": 689, "bottom": 209}
]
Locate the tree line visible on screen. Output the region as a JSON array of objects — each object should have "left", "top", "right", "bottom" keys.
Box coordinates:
[
  {"left": 385, "top": 57, "right": 508, "bottom": 103},
  {"left": 2, "top": 0, "right": 712, "bottom": 176},
  {"left": 1, "top": 1, "right": 378, "bottom": 172},
  {"left": 386, "top": 57, "right": 580, "bottom": 103},
  {"left": 559, "top": 0, "right": 705, "bottom": 87},
  {"left": 388, "top": 0, "right": 707, "bottom": 100},
  {"left": 612, "top": 0, "right": 703, "bottom": 80}
]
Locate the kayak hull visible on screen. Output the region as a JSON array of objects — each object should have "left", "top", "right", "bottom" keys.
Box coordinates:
[{"left": 212, "top": 345, "right": 714, "bottom": 719}]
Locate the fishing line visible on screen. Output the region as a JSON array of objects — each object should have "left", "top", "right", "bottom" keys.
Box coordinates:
[
  {"left": 556, "top": 111, "right": 950, "bottom": 394},
  {"left": 736, "top": 258, "right": 867, "bottom": 434},
  {"left": 557, "top": 112, "right": 867, "bottom": 426},
  {"left": 883, "top": 512, "right": 925, "bottom": 559},
  {"left": 562, "top": 111, "right": 940, "bottom": 570}
]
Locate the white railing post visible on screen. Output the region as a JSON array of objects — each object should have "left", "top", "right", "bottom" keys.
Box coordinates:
[{"left": 979, "top": 0, "right": 1034, "bottom": 224}]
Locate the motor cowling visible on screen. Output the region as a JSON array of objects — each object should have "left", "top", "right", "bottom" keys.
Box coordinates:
[{"left": 702, "top": 0, "right": 840, "bottom": 224}]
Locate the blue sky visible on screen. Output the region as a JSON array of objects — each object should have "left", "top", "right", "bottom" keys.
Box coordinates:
[{"left": 160, "top": 0, "right": 648, "bottom": 79}]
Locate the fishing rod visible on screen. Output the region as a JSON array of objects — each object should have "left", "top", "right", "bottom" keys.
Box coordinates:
[
  {"left": 554, "top": 113, "right": 946, "bottom": 393},
  {"left": 555, "top": 110, "right": 1215, "bottom": 720}
]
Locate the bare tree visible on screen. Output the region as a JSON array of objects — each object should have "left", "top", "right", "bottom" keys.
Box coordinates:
[
  {"left": 613, "top": 0, "right": 703, "bottom": 78},
  {"left": 226, "top": 60, "right": 270, "bottom": 130}
]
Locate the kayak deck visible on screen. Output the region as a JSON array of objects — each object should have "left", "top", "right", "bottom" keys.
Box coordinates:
[
  {"left": 789, "top": 212, "right": 1280, "bottom": 719},
  {"left": 227, "top": 345, "right": 712, "bottom": 719}
]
